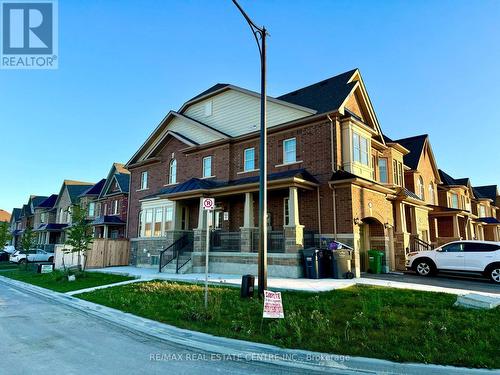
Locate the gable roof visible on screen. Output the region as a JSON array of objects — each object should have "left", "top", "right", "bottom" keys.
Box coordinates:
[
  {"left": 473, "top": 185, "right": 498, "bottom": 201},
  {"left": 393, "top": 134, "right": 427, "bottom": 170},
  {"left": 99, "top": 163, "right": 131, "bottom": 198},
  {"left": 38, "top": 194, "right": 58, "bottom": 209},
  {"left": 187, "top": 83, "right": 230, "bottom": 103},
  {"left": 10, "top": 208, "right": 21, "bottom": 222},
  {"left": 438, "top": 170, "right": 462, "bottom": 187},
  {"left": 55, "top": 180, "right": 94, "bottom": 206},
  {"left": 277, "top": 69, "right": 358, "bottom": 114},
  {"left": 79, "top": 179, "right": 106, "bottom": 197}
]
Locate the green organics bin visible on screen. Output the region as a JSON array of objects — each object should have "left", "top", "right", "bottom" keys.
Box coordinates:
[{"left": 368, "top": 250, "right": 384, "bottom": 274}]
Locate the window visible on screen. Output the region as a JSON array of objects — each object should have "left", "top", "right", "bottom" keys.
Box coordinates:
[
  {"left": 393, "top": 160, "right": 398, "bottom": 185},
  {"left": 103, "top": 203, "right": 108, "bottom": 215},
  {"left": 140, "top": 171, "right": 148, "bottom": 190},
  {"left": 464, "top": 243, "right": 500, "bottom": 252},
  {"left": 283, "top": 198, "right": 290, "bottom": 226},
  {"left": 202, "top": 156, "right": 212, "bottom": 178},
  {"left": 417, "top": 176, "right": 425, "bottom": 200},
  {"left": 67, "top": 207, "right": 72, "bottom": 223},
  {"left": 59, "top": 208, "right": 63, "bottom": 223},
  {"left": 378, "top": 158, "right": 388, "bottom": 183},
  {"left": 112, "top": 200, "right": 118, "bottom": 215},
  {"left": 204, "top": 100, "right": 213, "bottom": 117},
  {"left": 352, "top": 133, "right": 369, "bottom": 165},
  {"left": 88, "top": 202, "right": 95, "bottom": 217},
  {"left": 164, "top": 203, "right": 174, "bottom": 232},
  {"left": 450, "top": 193, "right": 459, "bottom": 209},
  {"left": 169, "top": 159, "right": 177, "bottom": 184},
  {"left": 244, "top": 148, "right": 255, "bottom": 171},
  {"left": 154, "top": 208, "right": 163, "bottom": 237},
  {"left": 144, "top": 209, "right": 153, "bottom": 237},
  {"left": 429, "top": 184, "right": 435, "bottom": 205},
  {"left": 479, "top": 205, "right": 486, "bottom": 218},
  {"left": 40, "top": 213, "right": 46, "bottom": 223},
  {"left": 441, "top": 242, "right": 464, "bottom": 252},
  {"left": 283, "top": 138, "right": 297, "bottom": 164},
  {"left": 138, "top": 210, "right": 144, "bottom": 237},
  {"left": 398, "top": 162, "right": 403, "bottom": 186}
]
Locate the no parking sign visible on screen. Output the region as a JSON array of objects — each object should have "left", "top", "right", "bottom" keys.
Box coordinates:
[{"left": 202, "top": 198, "right": 215, "bottom": 210}]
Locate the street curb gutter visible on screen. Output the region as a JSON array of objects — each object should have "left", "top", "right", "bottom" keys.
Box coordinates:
[{"left": 0, "top": 276, "right": 496, "bottom": 375}]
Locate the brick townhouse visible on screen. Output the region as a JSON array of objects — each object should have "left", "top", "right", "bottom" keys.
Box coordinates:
[{"left": 125, "top": 68, "right": 438, "bottom": 277}]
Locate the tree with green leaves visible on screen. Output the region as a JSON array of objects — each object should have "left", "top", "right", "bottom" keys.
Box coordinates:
[
  {"left": 64, "top": 205, "right": 93, "bottom": 271},
  {"left": 0, "top": 221, "right": 11, "bottom": 249},
  {"left": 20, "top": 226, "right": 37, "bottom": 269}
]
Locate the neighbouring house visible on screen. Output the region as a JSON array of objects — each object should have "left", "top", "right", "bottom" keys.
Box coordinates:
[
  {"left": 472, "top": 185, "right": 500, "bottom": 241},
  {"left": 125, "top": 68, "right": 429, "bottom": 277},
  {"left": 9, "top": 208, "right": 22, "bottom": 247},
  {"left": 90, "top": 163, "right": 130, "bottom": 239},
  {"left": 0, "top": 209, "right": 11, "bottom": 223},
  {"left": 32, "top": 194, "right": 62, "bottom": 251},
  {"left": 53, "top": 180, "right": 95, "bottom": 242},
  {"left": 79, "top": 178, "right": 106, "bottom": 221}
]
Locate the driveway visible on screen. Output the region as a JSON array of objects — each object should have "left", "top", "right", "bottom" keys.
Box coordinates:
[{"left": 365, "top": 272, "right": 500, "bottom": 295}]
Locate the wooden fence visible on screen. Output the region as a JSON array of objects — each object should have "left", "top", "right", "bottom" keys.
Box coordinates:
[{"left": 85, "top": 239, "right": 130, "bottom": 269}]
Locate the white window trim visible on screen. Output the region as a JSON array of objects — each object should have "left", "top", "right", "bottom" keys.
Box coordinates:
[
  {"left": 202, "top": 156, "right": 213, "bottom": 178},
  {"left": 237, "top": 168, "right": 260, "bottom": 175},
  {"left": 282, "top": 137, "right": 297, "bottom": 165},
  {"left": 139, "top": 171, "right": 149, "bottom": 191},
  {"left": 243, "top": 147, "right": 256, "bottom": 172}
]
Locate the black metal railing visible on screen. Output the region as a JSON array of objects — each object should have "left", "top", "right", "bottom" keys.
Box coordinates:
[
  {"left": 409, "top": 236, "right": 433, "bottom": 253},
  {"left": 175, "top": 232, "right": 194, "bottom": 273},
  {"left": 159, "top": 234, "right": 192, "bottom": 273},
  {"left": 303, "top": 231, "right": 319, "bottom": 248},
  {"left": 210, "top": 231, "right": 241, "bottom": 252},
  {"left": 249, "top": 230, "right": 285, "bottom": 253}
]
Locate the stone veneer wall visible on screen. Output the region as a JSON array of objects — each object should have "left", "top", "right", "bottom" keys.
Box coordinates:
[{"left": 129, "top": 230, "right": 187, "bottom": 267}]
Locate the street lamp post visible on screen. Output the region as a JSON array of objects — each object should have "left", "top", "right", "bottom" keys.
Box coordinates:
[{"left": 232, "top": 0, "right": 268, "bottom": 296}]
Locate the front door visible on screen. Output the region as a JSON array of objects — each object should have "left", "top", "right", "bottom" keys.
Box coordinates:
[{"left": 435, "top": 242, "right": 465, "bottom": 270}]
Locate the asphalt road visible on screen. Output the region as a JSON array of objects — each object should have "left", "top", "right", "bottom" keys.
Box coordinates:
[
  {"left": 0, "top": 286, "right": 321, "bottom": 375},
  {"left": 365, "top": 271, "right": 500, "bottom": 294}
]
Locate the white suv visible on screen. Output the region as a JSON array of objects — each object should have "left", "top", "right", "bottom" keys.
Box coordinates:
[{"left": 406, "top": 240, "right": 500, "bottom": 283}]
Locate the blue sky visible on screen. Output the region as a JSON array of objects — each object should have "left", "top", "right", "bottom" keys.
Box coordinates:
[{"left": 1, "top": 0, "right": 499, "bottom": 213}]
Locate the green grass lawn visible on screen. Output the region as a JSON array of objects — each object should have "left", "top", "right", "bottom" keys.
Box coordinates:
[
  {"left": 0, "top": 261, "right": 19, "bottom": 270},
  {"left": 77, "top": 280, "right": 500, "bottom": 369},
  {"left": 0, "top": 268, "right": 134, "bottom": 292}
]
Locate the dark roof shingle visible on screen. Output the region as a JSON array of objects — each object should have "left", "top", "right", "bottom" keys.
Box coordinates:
[{"left": 393, "top": 134, "right": 427, "bottom": 170}]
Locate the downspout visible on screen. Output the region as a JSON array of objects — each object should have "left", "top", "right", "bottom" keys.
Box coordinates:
[
  {"left": 327, "top": 114, "right": 338, "bottom": 239},
  {"left": 316, "top": 186, "right": 322, "bottom": 235}
]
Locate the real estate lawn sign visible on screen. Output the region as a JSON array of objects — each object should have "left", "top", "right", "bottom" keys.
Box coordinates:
[{"left": 263, "top": 290, "right": 284, "bottom": 319}]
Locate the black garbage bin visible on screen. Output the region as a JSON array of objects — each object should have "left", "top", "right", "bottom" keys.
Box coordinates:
[
  {"left": 331, "top": 249, "right": 354, "bottom": 279},
  {"left": 303, "top": 248, "right": 330, "bottom": 279},
  {"left": 241, "top": 274, "right": 255, "bottom": 298}
]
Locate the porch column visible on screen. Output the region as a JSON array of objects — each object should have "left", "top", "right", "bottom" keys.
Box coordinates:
[
  {"left": 240, "top": 193, "right": 256, "bottom": 252},
  {"left": 352, "top": 224, "right": 361, "bottom": 278},
  {"left": 173, "top": 201, "right": 182, "bottom": 230},
  {"left": 432, "top": 217, "right": 439, "bottom": 240},
  {"left": 196, "top": 197, "right": 207, "bottom": 230},
  {"left": 284, "top": 187, "right": 304, "bottom": 253},
  {"left": 103, "top": 225, "right": 109, "bottom": 239},
  {"left": 493, "top": 226, "right": 500, "bottom": 242},
  {"left": 452, "top": 215, "right": 460, "bottom": 238},
  {"left": 194, "top": 197, "right": 209, "bottom": 254},
  {"left": 394, "top": 202, "right": 407, "bottom": 234},
  {"left": 410, "top": 206, "right": 418, "bottom": 235},
  {"left": 386, "top": 226, "right": 395, "bottom": 272}
]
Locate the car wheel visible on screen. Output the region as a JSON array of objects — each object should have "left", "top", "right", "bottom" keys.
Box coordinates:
[
  {"left": 489, "top": 266, "right": 500, "bottom": 284},
  {"left": 415, "top": 260, "right": 434, "bottom": 277},
  {"left": 48, "top": 257, "right": 54, "bottom": 263},
  {"left": 18, "top": 258, "right": 26, "bottom": 264}
]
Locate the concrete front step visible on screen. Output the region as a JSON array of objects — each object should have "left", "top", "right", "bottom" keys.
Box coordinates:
[{"left": 161, "top": 254, "right": 192, "bottom": 274}]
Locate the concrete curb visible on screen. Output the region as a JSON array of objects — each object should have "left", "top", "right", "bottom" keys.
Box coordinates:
[{"left": 0, "top": 275, "right": 497, "bottom": 375}]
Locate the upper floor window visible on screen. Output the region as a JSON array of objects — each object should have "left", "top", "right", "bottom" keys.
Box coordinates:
[
  {"left": 283, "top": 138, "right": 296, "bottom": 164},
  {"left": 244, "top": 148, "right": 255, "bottom": 171},
  {"left": 429, "top": 184, "right": 435, "bottom": 205},
  {"left": 169, "top": 159, "right": 177, "bottom": 184},
  {"left": 352, "top": 132, "right": 368, "bottom": 166},
  {"left": 40, "top": 212, "right": 46, "bottom": 223},
  {"left": 479, "top": 205, "right": 486, "bottom": 218},
  {"left": 67, "top": 206, "right": 72, "bottom": 223},
  {"left": 417, "top": 176, "right": 425, "bottom": 200},
  {"left": 88, "top": 202, "right": 95, "bottom": 217},
  {"left": 450, "top": 193, "right": 459, "bottom": 209},
  {"left": 103, "top": 203, "right": 108, "bottom": 215},
  {"left": 140, "top": 171, "right": 148, "bottom": 190},
  {"left": 112, "top": 200, "right": 119, "bottom": 215},
  {"left": 378, "top": 158, "right": 388, "bottom": 183},
  {"left": 203, "top": 156, "right": 212, "bottom": 178},
  {"left": 58, "top": 208, "right": 63, "bottom": 223}
]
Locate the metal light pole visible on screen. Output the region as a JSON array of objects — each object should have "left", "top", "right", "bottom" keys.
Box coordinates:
[{"left": 232, "top": 0, "right": 268, "bottom": 296}]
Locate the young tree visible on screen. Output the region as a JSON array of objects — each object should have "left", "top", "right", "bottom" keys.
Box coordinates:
[
  {"left": 0, "top": 221, "right": 11, "bottom": 249},
  {"left": 20, "top": 226, "right": 37, "bottom": 269},
  {"left": 64, "top": 205, "right": 93, "bottom": 271}
]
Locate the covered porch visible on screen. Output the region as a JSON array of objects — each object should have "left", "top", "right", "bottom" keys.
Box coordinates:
[
  {"left": 34, "top": 223, "right": 67, "bottom": 252},
  {"left": 428, "top": 207, "right": 476, "bottom": 246},
  {"left": 476, "top": 217, "right": 500, "bottom": 242},
  {"left": 92, "top": 215, "right": 127, "bottom": 239}
]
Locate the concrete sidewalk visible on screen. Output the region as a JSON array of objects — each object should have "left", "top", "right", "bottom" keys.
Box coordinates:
[
  {"left": 0, "top": 274, "right": 496, "bottom": 375},
  {"left": 90, "top": 266, "right": 500, "bottom": 298}
]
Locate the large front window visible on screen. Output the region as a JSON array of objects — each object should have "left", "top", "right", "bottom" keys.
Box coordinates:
[
  {"left": 88, "top": 202, "right": 95, "bottom": 217},
  {"left": 417, "top": 176, "right": 425, "bottom": 200},
  {"left": 479, "top": 205, "right": 486, "bottom": 218},
  {"left": 140, "top": 171, "right": 148, "bottom": 190},
  {"left": 139, "top": 201, "right": 175, "bottom": 237},
  {"left": 429, "top": 184, "right": 435, "bottom": 205},
  {"left": 450, "top": 193, "right": 459, "bottom": 209},
  {"left": 352, "top": 132, "right": 369, "bottom": 165}
]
